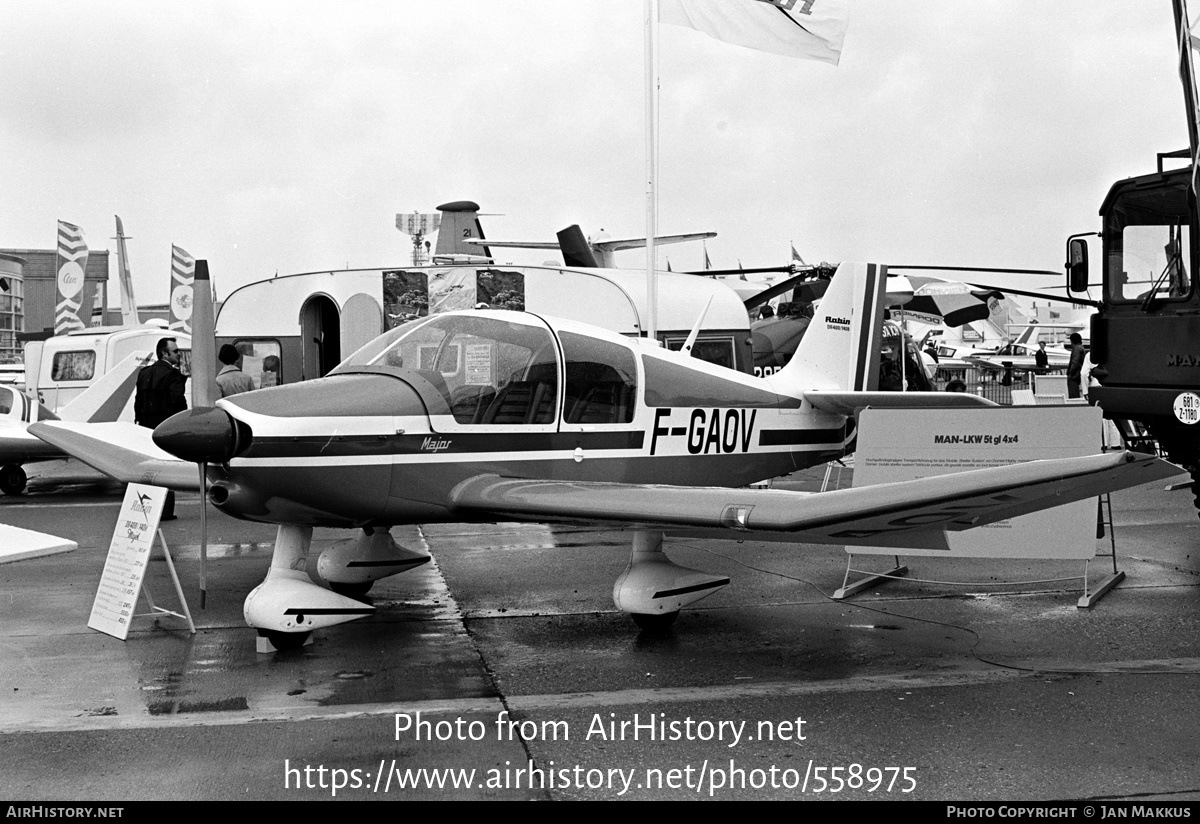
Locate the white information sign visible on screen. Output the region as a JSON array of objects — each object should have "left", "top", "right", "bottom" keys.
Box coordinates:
[
  {"left": 464, "top": 343, "right": 493, "bottom": 386},
  {"left": 88, "top": 485, "right": 167, "bottom": 640},
  {"left": 850, "top": 406, "right": 1102, "bottom": 560}
]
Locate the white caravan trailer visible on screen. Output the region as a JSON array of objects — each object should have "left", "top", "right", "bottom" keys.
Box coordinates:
[
  {"left": 24, "top": 326, "right": 192, "bottom": 413},
  {"left": 214, "top": 264, "right": 752, "bottom": 388}
]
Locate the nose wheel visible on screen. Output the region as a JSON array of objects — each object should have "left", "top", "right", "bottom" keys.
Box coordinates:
[
  {"left": 631, "top": 611, "right": 679, "bottom": 632},
  {"left": 328, "top": 581, "right": 373, "bottom": 599},
  {"left": 259, "top": 629, "right": 312, "bottom": 652}
]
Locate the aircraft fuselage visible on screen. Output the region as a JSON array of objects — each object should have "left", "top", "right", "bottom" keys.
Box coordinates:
[{"left": 188, "top": 312, "right": 851, "bottom": 528}]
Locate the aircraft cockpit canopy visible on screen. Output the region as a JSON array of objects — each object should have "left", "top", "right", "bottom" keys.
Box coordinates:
[{"left": 336, "top": 313, "right": 638, "bottom": 426}]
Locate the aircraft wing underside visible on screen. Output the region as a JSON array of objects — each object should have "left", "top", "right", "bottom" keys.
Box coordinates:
[
  {"left": 28, "top": 421, "right": 202, "bottom": 492},
  {"left": 449, "top": 451, "right": 1177, "bottom": 550}
]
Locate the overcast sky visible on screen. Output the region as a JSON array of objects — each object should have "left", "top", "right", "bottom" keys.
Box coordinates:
[{"left": 0, "top": 1, "right": 1189, "bottom": 307}]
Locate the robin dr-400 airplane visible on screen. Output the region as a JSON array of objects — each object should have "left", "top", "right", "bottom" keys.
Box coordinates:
[{"left": 31, "top": 261, "right": 1174, "bottom": 651}]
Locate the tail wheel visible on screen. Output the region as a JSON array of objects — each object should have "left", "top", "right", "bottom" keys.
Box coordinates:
[{"left": 0, "top": 465, "right": 26, "bottom": 496}]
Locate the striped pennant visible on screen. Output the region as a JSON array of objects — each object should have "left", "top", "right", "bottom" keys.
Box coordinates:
[
  {"left": 169, "top": 245, "right": 195, "bottom": 333},
  {"left": 55, "top": 221, "right": 89, "bottom": 335}
]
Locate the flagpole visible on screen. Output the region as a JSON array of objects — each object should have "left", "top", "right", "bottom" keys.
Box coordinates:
[{"left": 645, "top": 0, "right": 659, "bottom": 344}]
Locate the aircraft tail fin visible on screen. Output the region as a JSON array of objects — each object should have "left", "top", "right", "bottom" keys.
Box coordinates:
[
  {"left": 770, "top": 262, "right": 888, "bottom": 395},
  {"left": 434, "top": 201, "right": 490, "bottom": 258},
  {"left": 556, "top": 225, "right": 600, "bottom": 268},
  {"left": 57, "top": 351, "right": 154, "bottom": 423}
]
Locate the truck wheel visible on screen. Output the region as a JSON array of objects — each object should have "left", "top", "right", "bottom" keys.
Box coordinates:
[{"left": 0, "top": 465, "right": 26, "bottom": 495}]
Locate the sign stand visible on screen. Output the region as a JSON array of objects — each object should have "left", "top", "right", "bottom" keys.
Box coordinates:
[
  {"left": 833, "top": 556, "right": 908, "bottom": 600},
  {"left": 88, "top": 484, "right": 195, "bottom": 640},
  {"left": 1078, "top": 493, "right": 1122, "bottom": 608},
  {"left": 131, "top": 528, "right": 196, "bottom": 632},
  {"left": 830, "top": 407, "right": 1126, "bottom": 609}
]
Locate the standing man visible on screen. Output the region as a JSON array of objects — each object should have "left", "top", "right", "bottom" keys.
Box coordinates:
[
  {"left": 135, "top": 337, "right": 188, "bottom": 520},
  {"left": 1034, "top": 341, "right": 1049, "bottom": 371},
  {"left": 216, "top": 344, "right": 255, "bottom": 397},
  {"left": 1066, "top": 332, "right": 1086, "bottom": 400}
]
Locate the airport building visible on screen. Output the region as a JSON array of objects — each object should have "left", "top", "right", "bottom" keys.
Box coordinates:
[{"left": 0, "top": 248, "right": 109, "bottom": 362}]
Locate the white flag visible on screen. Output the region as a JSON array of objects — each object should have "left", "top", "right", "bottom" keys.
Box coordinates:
[{"left": 660, "top": 0, "right": 848, "bottom": 65}]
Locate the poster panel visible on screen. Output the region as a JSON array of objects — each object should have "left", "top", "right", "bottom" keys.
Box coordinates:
[
  {"left": 88, "top": 485, "right": 167, "bottom": 640},
  {"left": 850, "top": 406, "right": 1102, "bottom": 559}
]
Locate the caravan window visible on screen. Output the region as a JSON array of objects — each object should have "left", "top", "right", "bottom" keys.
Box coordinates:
[
  {"left": 663, "top": 335, "right": 735, "bottom": 370},
  {"left": 51, "top": 351, "right": 95, "bottom": 382},
  {"left": 231, "top": 339, "right": 282, "bottom": 389}
]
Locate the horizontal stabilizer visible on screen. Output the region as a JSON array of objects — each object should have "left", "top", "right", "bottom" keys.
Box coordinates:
[
  {"left": 802, "top": 390, "right": 996, "bottom": 417},
  {"left": 28, "top": 421, "right": 200, "bottom": 491},
  {"left": 449, "top": 451, "right": 1177, "bottom": 549}
]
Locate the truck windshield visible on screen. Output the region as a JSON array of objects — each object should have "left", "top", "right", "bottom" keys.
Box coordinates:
[{"left": 1105, "top": 180, "right": 1193, "bottom": 303}]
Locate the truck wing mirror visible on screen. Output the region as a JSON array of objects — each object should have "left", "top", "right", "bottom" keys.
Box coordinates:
[{"left": 1066, "top": 237, "right": 1089, "bottom": 293}]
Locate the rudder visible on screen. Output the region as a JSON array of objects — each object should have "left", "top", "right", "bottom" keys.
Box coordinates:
[{"left": 770, "top": 262, "right": 888, "bottom": 394}]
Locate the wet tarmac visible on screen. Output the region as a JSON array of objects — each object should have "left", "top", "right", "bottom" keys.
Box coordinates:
[{"left": 1, "top": 462, "right": 1199, "bottom": 801}]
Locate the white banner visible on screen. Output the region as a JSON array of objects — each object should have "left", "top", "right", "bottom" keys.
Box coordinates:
[
  {"left": 169, "top": 245, "right": 195, "bottom": 333},
  {"left": 55, "top": 220, "right": 88, "bottom": 334},
  {"left": 660, "top": 0, "right": 848, "bottom": 64}
]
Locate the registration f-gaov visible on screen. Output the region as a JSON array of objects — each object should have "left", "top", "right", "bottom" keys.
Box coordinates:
[{"left": 395, "top": 710, "right": 806, "bottom": 747}]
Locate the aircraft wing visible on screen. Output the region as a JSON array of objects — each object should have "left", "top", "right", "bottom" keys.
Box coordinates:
[
  {"left": 28, "top": 421, "right": 201, "bottom": 491},
  {"left": 593, "top": 232, "right": 717, "bottom": 252},
  {"left": 464, "top": 239, "right": 559, "bottom": 250},
  {"left": 449, "top": 451, "right": 1176, "bottom": 550},
  {"left": 0, "top": 421, "right": 63, "bottom": 463},
  {"left": 801, "top": 390, "right": 997, "bottom": 417}
]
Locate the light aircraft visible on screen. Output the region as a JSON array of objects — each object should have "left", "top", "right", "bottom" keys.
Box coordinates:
[
  {"left": 31, "top": 261, "right": 1175, "bottom": 652},
  {"left": 964, "top": 341, "right": 1072, "bottom": 374},
  {"left": 0, "top": 350, "right": 152, "bottom": 494}
]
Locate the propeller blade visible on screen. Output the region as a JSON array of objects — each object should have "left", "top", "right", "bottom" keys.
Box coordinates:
[
  {"left": 199, "top": 461, "right": 207, "bottom": 609},
  {"left": 191, "top": 260, "right": 218, "bottom": 407}
]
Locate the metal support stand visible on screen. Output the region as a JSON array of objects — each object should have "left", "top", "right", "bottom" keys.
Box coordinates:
[
  {"left": 132, "top": 529, "right": 196, "bottom": 633},
  {"left": 832, "top": 554, "right": 908, "bottom": 600},
  {"left": 1078, "top": 493, "right": 1122, "bottom": 608}
]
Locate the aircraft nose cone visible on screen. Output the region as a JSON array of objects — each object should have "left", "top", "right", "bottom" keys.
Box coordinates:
[{"left": 153, "top": 407, "right": 240, "bottom": 464}]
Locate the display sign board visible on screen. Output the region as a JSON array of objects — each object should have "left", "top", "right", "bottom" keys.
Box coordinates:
[
  {"left": 87, "top": 485, "right": 167, "bottom": 640},
  {"left": 850, "top": 406, "right": 1102, "bottom": 559}
]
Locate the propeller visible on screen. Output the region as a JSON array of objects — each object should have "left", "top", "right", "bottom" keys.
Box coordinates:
[{"left": 153, "top": 260, "right": 221, "bottom": 608}]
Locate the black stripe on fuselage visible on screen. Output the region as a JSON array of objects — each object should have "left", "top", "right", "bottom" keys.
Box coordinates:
[
  {"left": 758, "top": 426, "right": 848, "bottom": 447},
  {"left": 243, "top": 430, "right": 647, "bottom": 459}
]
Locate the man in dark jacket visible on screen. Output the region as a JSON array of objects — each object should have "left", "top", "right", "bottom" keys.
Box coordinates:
[
  {"left": 135, "top": 337, "right": 187, "bottom": 519},
  {"left": 1066, "top": 333, "right": 1086, "bottom": 400}
]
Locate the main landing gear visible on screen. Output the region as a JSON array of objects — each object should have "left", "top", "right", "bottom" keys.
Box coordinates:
[
  {"left": 0, "top": 464, "right": 26, "bottom": 495},
  {"left": 243, "top": 525, "right": 429, "bottom": 653},
  {"left": 612, "top": 530, "right": 730, "bottom": 632}
]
